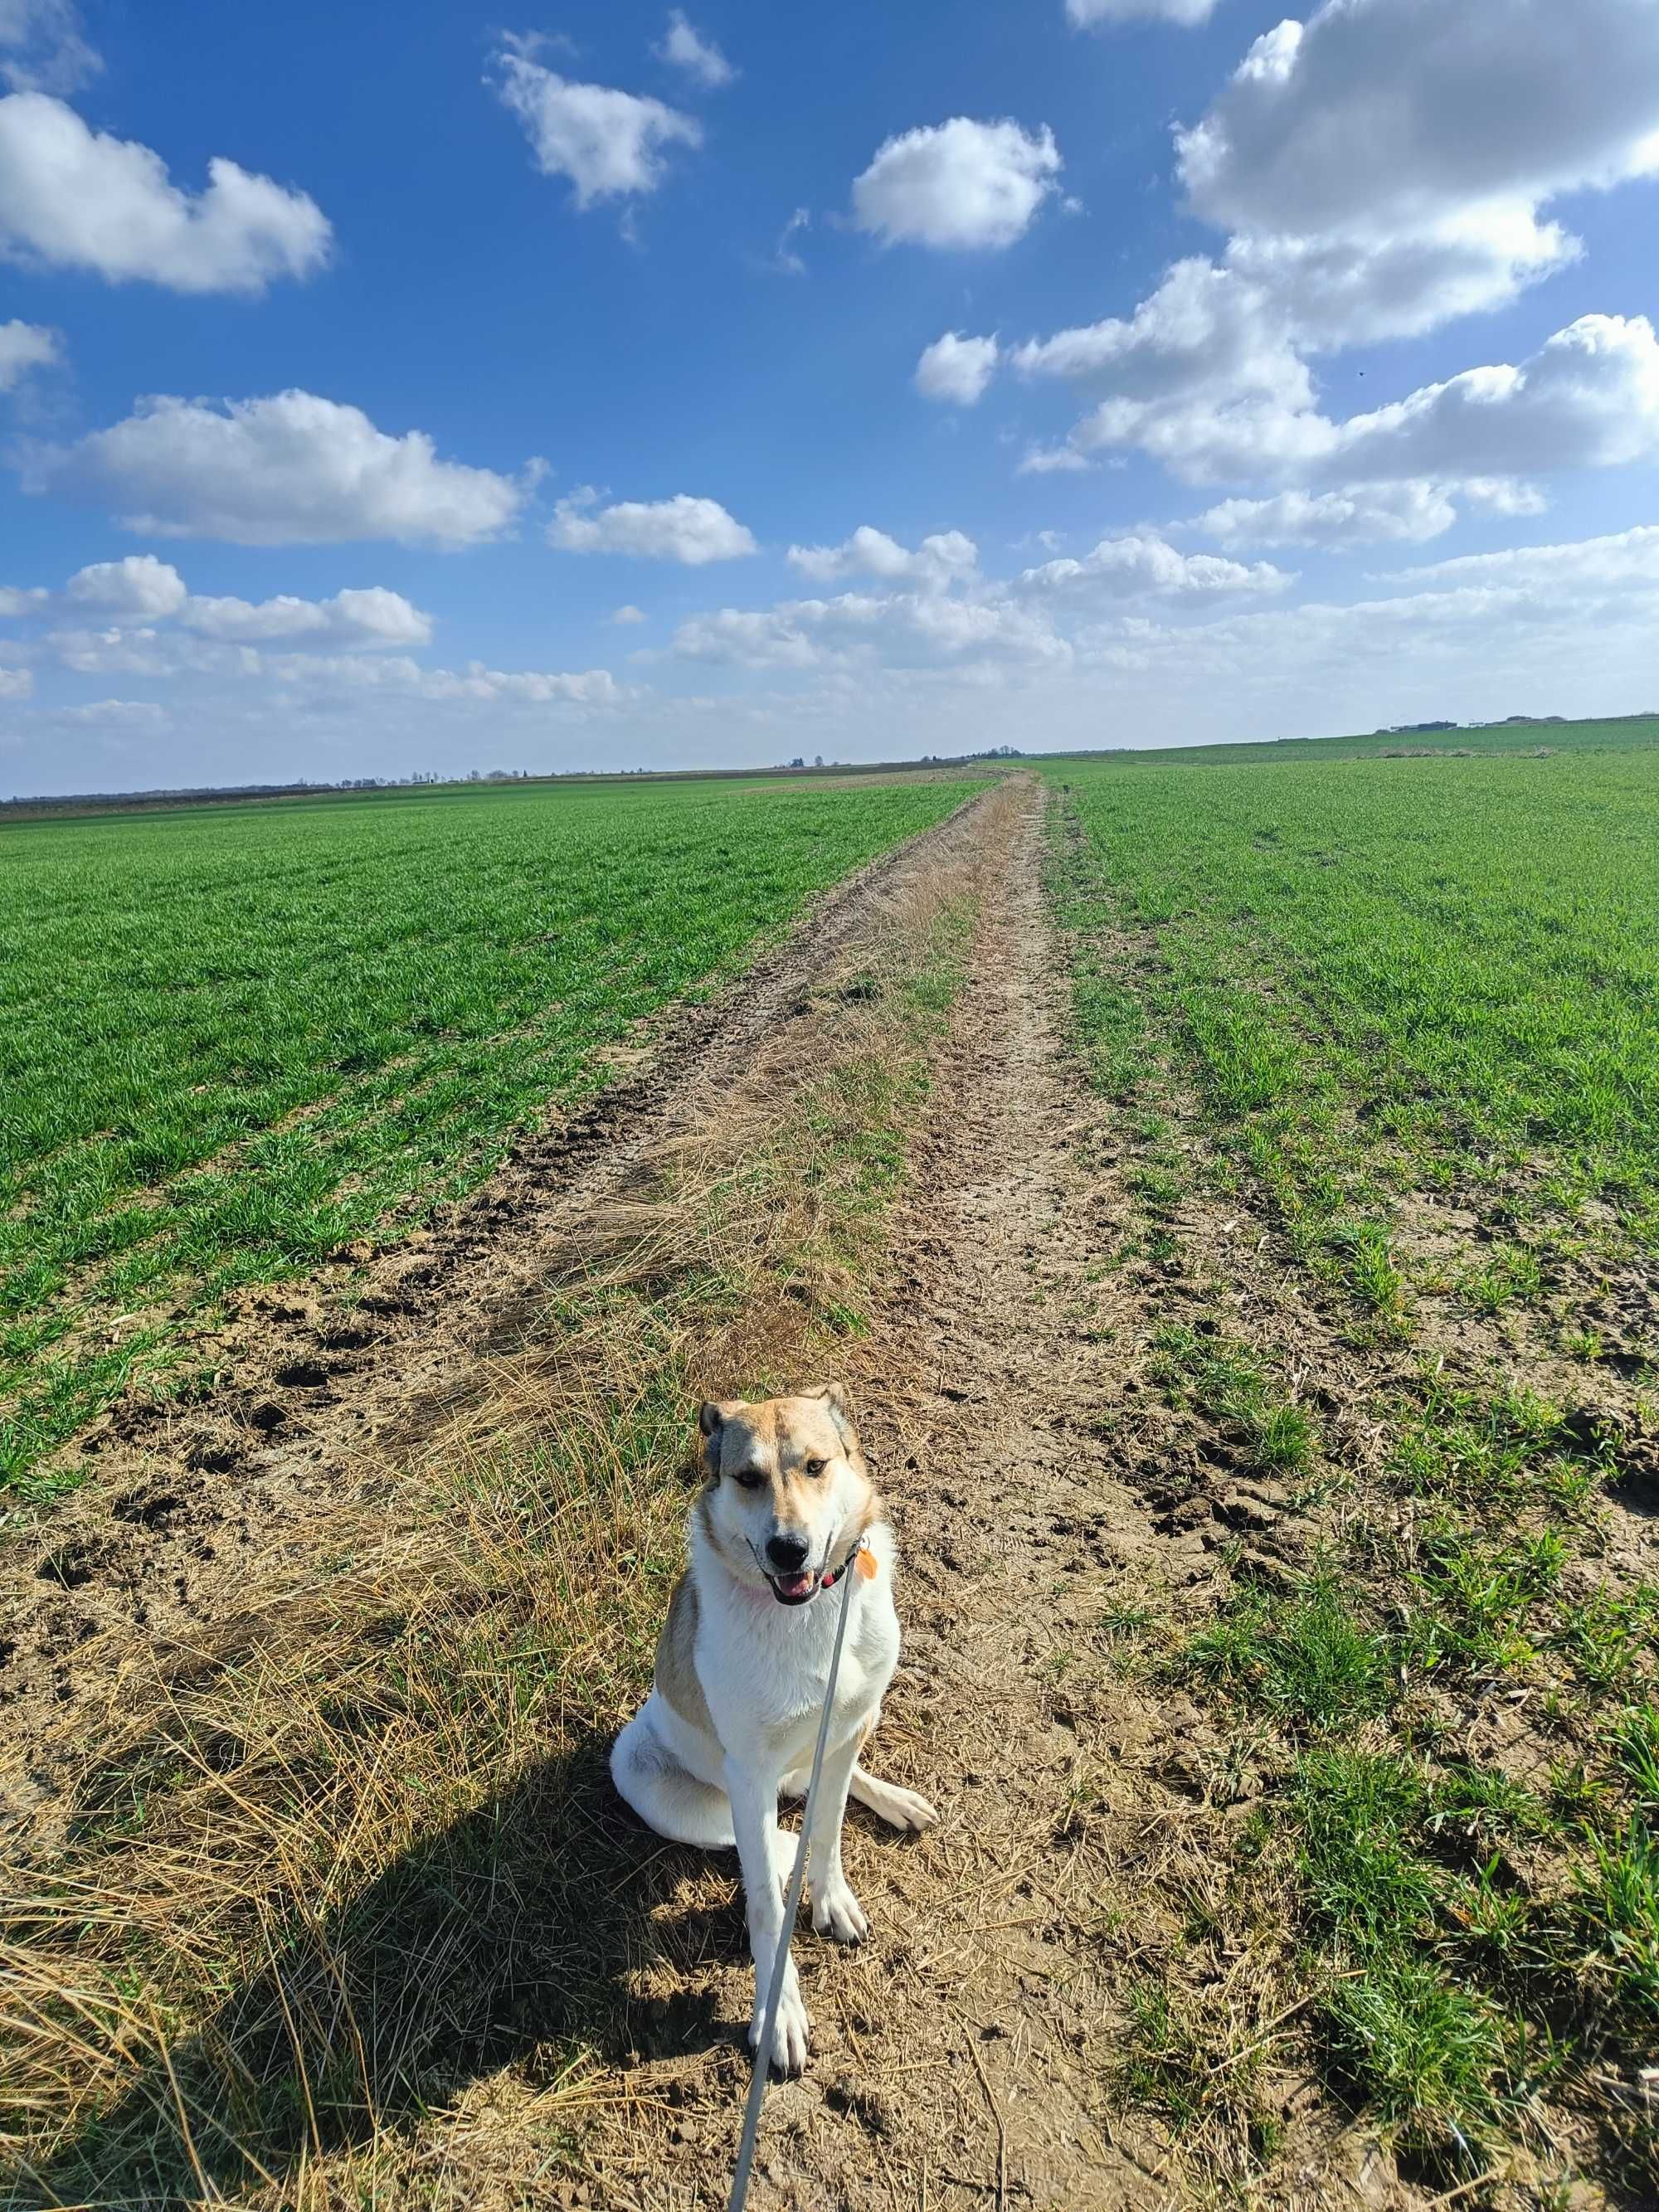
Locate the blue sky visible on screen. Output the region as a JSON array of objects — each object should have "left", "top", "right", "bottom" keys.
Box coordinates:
[{"left": 2, "top": 0, "right": 1659, "bottom": 795}]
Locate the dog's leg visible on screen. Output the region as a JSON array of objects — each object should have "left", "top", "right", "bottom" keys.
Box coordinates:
[
  {"left": 849, "top": 1764, "right": 939, "bottom": 1834},
  {"left": 611, "top": 1708, "right": 737, "bottom": 1847},
  {"left": 724, "top": 1756, "right": 810, "bottom": 2074},
  {"left": 805, "top": 1731, "right": 868, "bottom": 1943}
]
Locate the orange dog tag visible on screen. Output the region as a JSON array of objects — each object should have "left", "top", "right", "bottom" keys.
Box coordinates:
[{"left": 855, "top": 1548, "right": 879, "bottom": 1581}]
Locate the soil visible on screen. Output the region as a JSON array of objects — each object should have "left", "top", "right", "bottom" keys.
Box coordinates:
[{"left": 7, "top": 775, "right": 1652, "bottom": 2208}]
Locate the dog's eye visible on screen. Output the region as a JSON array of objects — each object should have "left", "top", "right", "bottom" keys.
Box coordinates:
[
  {"left": 732, "top": 1467, "right": 766, "bottom": 1490},
  {"left": 805, "top": 1457, "right": 826, "bottom": 1478}
]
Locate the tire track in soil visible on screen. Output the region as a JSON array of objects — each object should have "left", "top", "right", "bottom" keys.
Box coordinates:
[
  {"left": 610, "top": 786, "right": 1178, "bottom": 2211},
  {"left": 0, "top": 788, "right": 1003, "bottom": 1841}
]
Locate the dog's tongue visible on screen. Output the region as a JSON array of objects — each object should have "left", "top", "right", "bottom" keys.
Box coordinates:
[{"left": 775, "top": 1569, "right": 815, "bottom": 1602}]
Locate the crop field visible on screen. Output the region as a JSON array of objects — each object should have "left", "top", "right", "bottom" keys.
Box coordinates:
[
  {"left": 1046, "top": 733, "right": 1659, "bottom": 2195},
  {"left": 0, "top": 772, "right": 977, "bottom": 1495}
]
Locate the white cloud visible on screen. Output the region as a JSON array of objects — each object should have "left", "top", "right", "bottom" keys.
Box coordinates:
[
  {"left": 0, "top": 559, "right": 435, "bottom": 668},
  {"left": 765, "top": 206, "right": 810, "bottom": 277},
  {"left": 265, "top": 651, "right": 622, "bottom": 707},
  {"left": 0, "top": 662, "right": 31, "bottom": 698},
  {"left": 1037, "top": 309, "right": 1659, "bottom": 489},
  {"left": 1194, "top": 479, "right": 1545, "bottom": 549},
  {"left": 30, "top": 391, "right": 529, "bottom": 547},
  {"left": 66, "top": 553, "right": 187, "bottom": 620},
  {"left": 181, "top": 585, "right": 432, "bottom": 648},
  {"left": 491, "top": 48, "right": 700, "bottom": 207},
  {"left": 0, "top": 92, "right": 331, "bottom": 292},
  {"left": 1321, "top": 314, "right": 1659, "bottom": 484},
  {"left": 674, "top": 589, "right": 1068, "bottom": 672},
  {"left": 915, "top": 330, "right": 999, "bottom": 406},
  {"left": 0, "top": 315, "right": 56, "bottom": 392},
  {"left": 1177, "top": 0, "right": 1659, "bottom": 245},
  {"left": 654, "top": 11, "right": 735, "bottom": 89},
  {"left": 550, "top": 490, "right": 756, "bottom": 563},
  {"left": 984, "top": 0, "right": 1659, "bottom": 494},
  {"left": 0, "top": 0, "right": 100, "bottom": 94},
  {"left": 787, "top": 526, "right": 977, "bottom": 591},
  {"left": 1378, "top": 522, "right": 1659, "bottom": 596},
  {"left": 1067, "top": 0, "right": 1216, "bottom": 23},
  {"left": 46, "top": 696, "right": 163, "bottom": 727},
  {"left": 1018, "top": 532, "right": 1290, "bottom": 600},
  {"left": 610, "top": 603, "right": 647, "bottom": 624},
  {"left": 1016, "top": 442, "right": 1092, "bottom": 475},
  {"left": 853, "top": 118, "right": 1061, "bottom": 250}
]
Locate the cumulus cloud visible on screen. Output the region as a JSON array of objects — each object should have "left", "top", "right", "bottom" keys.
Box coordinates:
[
  {"left": 0, "top": 0, "right": 100, "bottom": 94},
  {"left": 1194, "top": 478, "right": 1545, "bottom": 549},
  {"left": 181, "top": 585, "right": 432, "bottom": 648},
  {"left": 0, "top": 92, "right": 331, "bottom": 292},
  {"left": 550, "top": 490, "right": 756, "bottom": 562},
  {"left": 65, "top": 553, "right": 188, "bottom": 620},
  {"left": 982, "top": 0, "right": 1659, "bottom": 499},
  {"left": 1176, "top": 0, "right": 1659, "bottom": 244},
  {"left": 0, "top": 556, "right": 435, "bottom": 659},
  {"left": 28, "top": 391, "right": 529, "bottom": 547},
  {"left": 0, "top": 662, "right": 32, "bottom": 698},
  {"left": 674, "top": 590, "right": 1068, "bottom": 672},
  {"left": 0, "top": 315, "right": 57, "bottom": 392},
  {"left": 1067, "top": 0, "right": 1216, "bottom": 23},
  {"left": 654, "top": 11, "right": 735, "bottom": 89},
  {"left": 853, "top": 118, "right": 1061, "bottom": 250},
  {"left": 1018, "top": 532, "right": 1289, "bottom": 600},
  {"left": 265, "top": 652, "right": 621, "bottom": 707},
  {"left": 1378, "top": 523, "right": 1659, "bottom": 596},
  {"left": 1320, "top": 314, "right": 1659, "bottom": 484},
  {"left": 610, "top": 603, "right": 647, "bottom": 624},
  {"left": 1015, "top": 443, "right": 1092, "bottom": 475},
  {"left": 787, "top": 526, "right": 977, "bottom": 591},
  {"left": 491, "top": 46, "right": 700, "bottom": 207},
  {"left": 915, "top": 331, "right": 1000, "bottom": 406},
  {"left": 1035, "top": 309, "right": 1659, "bottom": 489}
]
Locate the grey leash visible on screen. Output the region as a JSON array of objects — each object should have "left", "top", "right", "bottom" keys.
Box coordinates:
[{"left": 725, "top": 1538, "right": 866, "bottom": 2212}]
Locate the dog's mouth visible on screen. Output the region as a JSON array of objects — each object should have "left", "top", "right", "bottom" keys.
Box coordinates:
[{"left": 766, "top": 1568, "right": 821, "bottom": 1606}]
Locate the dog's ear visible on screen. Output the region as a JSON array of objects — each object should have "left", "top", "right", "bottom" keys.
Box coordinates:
[
  {"left": 808, "top": 1381, "right": 856, "bottom": 1448},
  {"left": 697, "top": 1398, "right": 743, "bottom": 1470}
]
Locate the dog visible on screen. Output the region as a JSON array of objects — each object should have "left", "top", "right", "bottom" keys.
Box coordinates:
[{"left": 610, "top": 1383, "right": 937, "bottom": 2073}]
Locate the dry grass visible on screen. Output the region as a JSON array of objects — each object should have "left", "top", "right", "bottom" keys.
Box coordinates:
[{"left": 0, "top": 793, "right": 1014, "bottom": 2211}]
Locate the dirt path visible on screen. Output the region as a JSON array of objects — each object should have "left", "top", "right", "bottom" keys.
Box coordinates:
[{"left": 584, "top": 785, "right": 1190, "bottom": 2210}]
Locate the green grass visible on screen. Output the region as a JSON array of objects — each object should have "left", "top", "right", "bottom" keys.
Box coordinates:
[
  {"left": 0, "top": 772, "right": 978, "bottom": 1491},
  {"left": 1051, "top": 734, "right": 1659, "bottom": 2188},
  {"left": 1047, "top": 746, "right": 1659, "bottom": 1282},
  {"left": 1035, "top": 708, "right": 1659, "bottom": 771}
]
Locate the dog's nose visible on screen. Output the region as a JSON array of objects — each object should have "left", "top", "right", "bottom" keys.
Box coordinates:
[{"left": 766, "top": 1532, "right": 810, "bottom": 1571}]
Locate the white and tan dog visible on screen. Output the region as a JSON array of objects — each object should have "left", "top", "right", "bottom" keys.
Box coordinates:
[{"left": 611, "top": 1384, "right": 937, "bottom": 2072}]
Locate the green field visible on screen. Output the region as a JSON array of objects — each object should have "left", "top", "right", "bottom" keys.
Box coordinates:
[
  {"left": 1044, "top": 707, "right": 1659, "bottom": 771},
  {"left": 1047, "top": 733, "right": 1659, "bottom": 2187},
  {"left": 0, "top": 772, "right": 977, "bottom": 1493},
  {"left": 1051, "top": 744, "right": 1659, "bottom": 1282}
]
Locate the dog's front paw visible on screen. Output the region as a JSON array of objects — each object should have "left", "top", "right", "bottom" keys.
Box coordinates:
[
  {"left": 812, "top": 1879, "right": 869, "bottom": 1944},
  {"left": 750, "top": 1980, "right": 810, "bottom": 2074},
  {"left": 887, "top": 1784, "right": 940, "bottom": 1832}
]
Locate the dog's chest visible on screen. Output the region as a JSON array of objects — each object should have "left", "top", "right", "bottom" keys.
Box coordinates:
[{"left": 703, "top": 1590, "right": 898, "bottom": 1757}]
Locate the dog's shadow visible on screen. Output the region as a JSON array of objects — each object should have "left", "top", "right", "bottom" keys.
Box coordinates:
[{"left": 22, "top": 1735, "right": 743, "bottom": 2210}]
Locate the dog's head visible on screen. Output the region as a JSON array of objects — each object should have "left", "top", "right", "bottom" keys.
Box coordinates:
[{"left": 695, "top": 1384, "right": 875, "bottom": 1606}]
